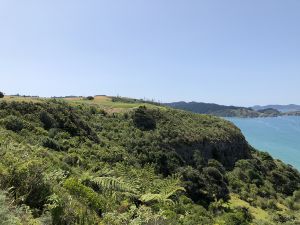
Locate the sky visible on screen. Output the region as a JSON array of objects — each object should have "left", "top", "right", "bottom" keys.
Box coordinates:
[{"left": 1, "top": 0, "right": 300, "bottom": 106}]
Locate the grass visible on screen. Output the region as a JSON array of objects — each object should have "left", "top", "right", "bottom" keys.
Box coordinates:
[
  {"left": 1, "top": 95, "right": 44, "bottom": 103},
  {"left": 1, "top": 95, "right": 165, "bottom": 113},
  {"left": 229, "top": 194, "right": 272, "bottom": 224},
  {"left": 64, "top": 96, "right": 164, "bottom": 111}
]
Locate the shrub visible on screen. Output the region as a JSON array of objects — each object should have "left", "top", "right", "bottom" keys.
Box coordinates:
[
  {"left": 219, "top": 207, "right": 252, "bottom": 225},
  {"left": 86, "top": 96, "right": 94, "bottom": 100},
  {"left": 132, "top": 106, "right": 156, "bottom": 131},
  {"left": 64, "top": 178, "right": 104, "bottom": 215},
  {"left": 286, "top": 190, "right": 300, "bottom": 210},
  {"left": 48, "top": 128, "right": 60, "bottom": 138},
  {"left": 178, "top": 166, "right": 213, "bottom": 205},
  {"left": 0, "top": 92, "right": 4, "bottom": 98},
  {"left": 3, "top": 160, "right": 51, "bottom": 213},
  {"left": 64, "top": 153, "right": 83, "bottom": 167},
  {"left": 4, "top": 115, "right": 24, "bottom": 132},
  {"left": 42, "top": 137, "right": 61, "bottom": 151},
  {"left": 0, "top": 191, "right": 21, "bottom": 224},
  {"left": 40, "top": 111, "right": 57, "bottom": 130},
  {"left": 204, "top": 167, "right": 223, "bottom": 181},
  {"left": 179, "top": 204, "right": 213, "bottom": 225},
  {"left": 203, "top": 166, "right": 229, "bottom": 201}
]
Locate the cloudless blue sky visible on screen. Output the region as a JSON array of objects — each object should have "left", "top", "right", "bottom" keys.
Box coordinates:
[{"left": 1, "top": 0, "right": 300, "bottom": 106}]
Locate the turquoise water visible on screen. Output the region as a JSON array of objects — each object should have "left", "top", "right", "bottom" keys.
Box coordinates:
[{"left": 226, "top": 116, "right": 300, "bottom": 170}]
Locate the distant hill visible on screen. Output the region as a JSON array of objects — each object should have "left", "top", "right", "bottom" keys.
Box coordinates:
[
  {"left": 285, "top": 111, "right": 300, "bottom": 116},
  {"left": 166, "top": 101, "right": 242, "bottom": 113},
  {"left": 257, "top": 108, "right": 281, "bottom": 116},
  {"left": 165, "top": 101, "right": 280, "bottom": 118},
  {"left": 252, "top": 104, "right": 300, "bottom": 112},
  {"left": 165, "top": 102, "right": 300, "bottom": 118}
]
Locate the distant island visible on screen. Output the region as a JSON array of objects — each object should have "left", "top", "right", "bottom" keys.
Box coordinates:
[{"left": 165, "top": 102, "right": 300, "bottom": 118}]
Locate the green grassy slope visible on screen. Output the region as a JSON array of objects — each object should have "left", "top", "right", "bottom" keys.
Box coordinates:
[{"left": 0, "top": 96, "right": 299, "bottom": 225}]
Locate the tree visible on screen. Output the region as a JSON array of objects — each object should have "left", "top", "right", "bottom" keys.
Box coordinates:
[
  {"left": 0, "top": 92, "right": 4, "bottom": 98},
  {"left": 42, "top": 137, "right": 61, "bottom": 151},
  {"left": 40, "top": 111, "right": 57, "bottom": 130},
  {"left": 132, "top": 106, "right": 156, "bottom": 131},
  {"left": 86, "top": 96, "right": 94, "bottom": 100}
]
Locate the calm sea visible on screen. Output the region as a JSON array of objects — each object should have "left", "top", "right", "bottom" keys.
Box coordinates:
[{"left": 226, "top": 116, "right": 300, "bottom": 170}]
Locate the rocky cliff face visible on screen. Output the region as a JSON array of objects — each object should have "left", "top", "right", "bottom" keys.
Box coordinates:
[
  {"left": 201, "top": 136, "right": 251, "bottom": 168},
  {"left": 169, "top": 131, "right": 251, "bottom": 169},
  {"left": 146, "top": 108, "right": 252, "bottom": 169}
]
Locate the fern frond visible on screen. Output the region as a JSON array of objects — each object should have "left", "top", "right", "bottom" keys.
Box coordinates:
[
  {"left": 140, "top": 193, "right": 162, "bottom": 203},
  {"left": 91, "top": 176, "right": 139, "bottom": 198},
  {"left": 139, "top": 174, "right": 185, "bottom": 205}
]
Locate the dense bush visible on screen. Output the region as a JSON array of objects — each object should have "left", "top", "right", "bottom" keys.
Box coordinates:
[
  {"left": 177, "top": 166, "right": 208, "bottom": 204},
  {"left": 4, "top": 115, "right": 24, "bottom": 132},
  {"left": 203, "top": 166, "right": 229, "bottom": 202},
  {"left": 40, "top": 111, "right": 57, "bottom": 130},
  {"left": 218, "top": 207, "right": 252, "bottom": 225},
  {"left": 1, "top": 159, "right": 51, "bottom": 214},
  {"left": 0, "top": 92, "right": 4, "bottom": 98},
  {"left": 132, "top": 106, "right": 156, "bottom": 131},
  {"left": 0, "top": 99, "right": 299, "bottom": 224},
  {"left": 42, "top": 137, "right": 62, "bottom": 151},
  {"left": 64, "top": 178, "right": 104, "bottom": 216}
]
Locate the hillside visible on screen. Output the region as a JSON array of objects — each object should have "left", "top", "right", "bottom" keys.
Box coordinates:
[
  {"left": 0, "top": 96, "right": 300, "bottom": 225},
  {"left": 285, "top": 111, "right": 300, "bottom": 116},
  {"left": 165, "top": 101, "right": 243, "bottom": 114},
  {"left": 165, "top": 102, "right": 298, "bottom": 118},
  {"left": 165, "top": 102, "right": 265, "bottom": 117},
  {"left": 257, "top": 108, "right": 282, "bottom": 117},
  {"left": 253, "top": 104, "right": 300, "bottom": 113}
]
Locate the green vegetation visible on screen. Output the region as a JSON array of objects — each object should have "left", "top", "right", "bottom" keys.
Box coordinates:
[
  {"left": 0, "top": 92, "right": 4, "bottom": 98},
  {"left": 112, "top": 96, "right": 161, "bottom": 106},
  {"left": 0, "top": 97, "right": 299, "bottom": 224}
]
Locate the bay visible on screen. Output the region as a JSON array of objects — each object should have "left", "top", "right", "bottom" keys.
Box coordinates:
[{"left": 226, "top": 116, "right": 300, "bottom": 170}]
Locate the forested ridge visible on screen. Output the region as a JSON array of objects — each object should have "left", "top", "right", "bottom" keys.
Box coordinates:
[
  {"left": 0, "top": 97, "right": 300, "bottom": 225},
  {"left": 165, "top": 101, "right": 299, "bottom": 118}
]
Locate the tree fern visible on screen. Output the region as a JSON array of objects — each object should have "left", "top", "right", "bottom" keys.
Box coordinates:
[
  {"left": 90, "top": 176, "right": 139, "bottom": 199},
  {"left": 89, "top": 173, "right": 185, "bottom": 206},
  {"left": 140, "top": 175, "right": 185, "bottom": 205}
]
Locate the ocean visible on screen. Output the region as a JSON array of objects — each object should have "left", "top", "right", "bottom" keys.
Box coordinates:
[{"left": 226, "top": 116, "right": 300, "bottom": 170}]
